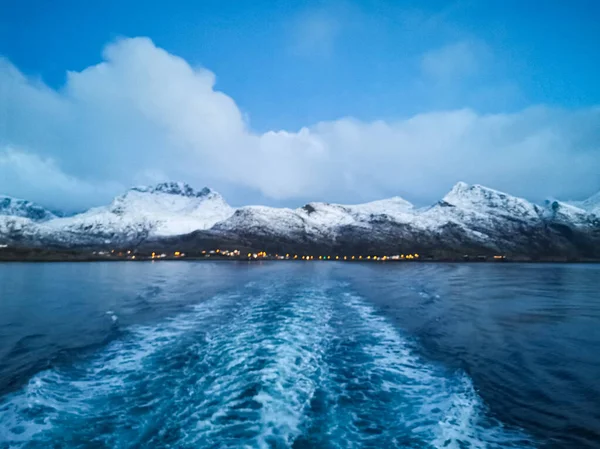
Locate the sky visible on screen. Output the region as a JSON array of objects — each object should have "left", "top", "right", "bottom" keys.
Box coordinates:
[{"left": 0, "top": 0, "right": 599, "bottom": 211}]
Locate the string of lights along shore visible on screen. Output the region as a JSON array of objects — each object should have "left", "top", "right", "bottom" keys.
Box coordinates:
[{"left": 94, "top": 249, "right": 508, "bottom": 261}]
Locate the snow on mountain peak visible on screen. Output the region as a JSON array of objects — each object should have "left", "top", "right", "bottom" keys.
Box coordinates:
[
  {"left": 37, "top": 182, "right": 235, "bottom": 243},
  {"left": 577, "top": 191, "right": 600, "bottom": 214},
  {"left": 437, "top": 182, "right": 544, "bottom": 224},
  {"left": 0, "top": 196, "right": 56, "bottom": 222},
  {"left": 443, "top": 182, "right": 501, "bottom": 203},
  {"left": 444, "top": 182, "right": 519, "bottom": 207},
  {"left": 130, "top": 182, "right": 214, "bottom": 198}
]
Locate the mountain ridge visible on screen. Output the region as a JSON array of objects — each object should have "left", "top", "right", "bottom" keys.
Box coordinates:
[{"left": 1, "top": 182, "right": 599, "bottom": 259}]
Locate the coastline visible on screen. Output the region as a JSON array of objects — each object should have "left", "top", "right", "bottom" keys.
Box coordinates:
[{"left": 1, "top": 247, "right": 598, "bottom": 263}]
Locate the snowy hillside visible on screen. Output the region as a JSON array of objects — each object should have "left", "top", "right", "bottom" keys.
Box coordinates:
[
  {"left": 46, "top": 182, "right": 234, "bottom": 239},
  {"left": 0, "top": 181, "right": 599, "bottom": 258},
  {"left": 0, "top": 182, "right": 234, "bottom": 246},
  {"left": 43, "top": 182, "right": 234, "bottom": 243},
  {"left": 213, "top": 195, "right": 417, "bottom": 239},
  {"left": 570, "top": 191, "right": 600, "bottom": 215},
  {"left": 0, "top": 196, "right": 56, "bottom": 222}
]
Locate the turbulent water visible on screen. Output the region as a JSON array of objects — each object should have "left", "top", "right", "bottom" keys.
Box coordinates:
[{"left": 0, "top": 262, "right": 599, "bottom": 448}]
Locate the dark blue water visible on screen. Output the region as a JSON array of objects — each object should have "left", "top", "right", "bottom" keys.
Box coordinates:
[{"left": 0, "top": 262, "right": 599, "bottom": 448}]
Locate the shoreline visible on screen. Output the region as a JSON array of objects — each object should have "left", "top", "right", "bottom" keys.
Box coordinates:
[
  {"left": 1, "top": 254, "right": 598, "bottom": 264},
  {"left": 2, "top": 247, "right": 599, "bottom": 264}
]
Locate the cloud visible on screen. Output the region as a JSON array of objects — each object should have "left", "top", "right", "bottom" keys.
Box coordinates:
[
  {"left": 421, "top": 41, "right": 489, "bottom": 81},
  {"left": 0, "top": 147, "right": 120, "bottom": 211},
  {"left": 417, "top": 40, "right": 521, "bottom": 110},
  {"left": 0, "top": 37, "right": 599, "bottom": 211},
  {"left": 290, "top": 11, "right": 341, "bottom": 57}
]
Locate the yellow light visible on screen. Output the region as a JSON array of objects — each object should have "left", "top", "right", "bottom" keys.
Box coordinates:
[
  {"left": 131, "top": 255, "right": 136, "bottom": 259},
  {"left": 151, "top": 252, "right": 155, "bottom": 258},
  {"left": 415, "top": 253, "right": 419, "bottom": 258},
  {"left": 202, "top": 250, "right": 206, "bottom": 254},
  {"left": 344, "top": 256, "right": 347, "bottom": 260},
  {"left": 352, "top": 256, "right": 355, "bottom": 260},
  {"left": 359, "top": 256, "right": 362, "bottom": 259},
  {"left": 174, "top": 251, "right": 180, "bottom": 256},
  {"left": 216, "top": 249, "right": 220, "bottom": 253},
  {"left": 367, "top": 256, "right": 371, "bottom": 260},
  {"left": 286, "top": 253, "right": 289, "bottom": 258},
  {"left": 335, "top": 256, "right": 339, "bottom": 260}
]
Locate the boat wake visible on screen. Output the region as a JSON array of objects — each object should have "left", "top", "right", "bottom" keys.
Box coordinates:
[{"left": 0, "top": 280, "right": 535, "bottom": 448}]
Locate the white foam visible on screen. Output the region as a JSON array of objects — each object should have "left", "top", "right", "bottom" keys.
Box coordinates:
[
  {"left": 185, "top": 285, "right": 333, "bottom": 448},
  {"left": 343, "top": 293, "right": 533, "bottom": 448},
  {"left": 0, "top": 292, "right": 236, "bottom": 444},
  {"left": 0, "top": 283, "right": 534, "bottom": 448}
]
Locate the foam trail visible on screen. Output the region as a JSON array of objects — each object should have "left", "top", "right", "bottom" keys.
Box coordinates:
[
  {"left": 0, "top": 279, "right": 536, "bottom": 448},
  {"left": 184, "top": 283, "right": 333, "bottom": 448},
  {"left": 320, "top": 292, "right": 536, "bottom": 448},
  {"left": 0, "top": 281, "right": 334, "bottom": 448},
  {"left": 0, "top": 291, "right": 238, "bottom": 446}
]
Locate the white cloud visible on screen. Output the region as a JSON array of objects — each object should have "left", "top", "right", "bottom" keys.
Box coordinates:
[
  {"left": 0, "top": 147, "right": 121, "bottom": 211},
  {"left": 421, "top": 41, "right": 489, "bottom": 80},
  {"left": 290, "top": 11, "right": 341, "bottom": 57},
  {"left": 0, "top": 37, "right": 598, "bottom": 210},
  {"left": 417, "top": 40, "right": 521, "bottom": 110}
]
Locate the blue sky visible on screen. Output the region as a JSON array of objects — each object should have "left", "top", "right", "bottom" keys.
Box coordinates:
[{"left": 0, "top": 0, "right": 599, "bottom": 210}]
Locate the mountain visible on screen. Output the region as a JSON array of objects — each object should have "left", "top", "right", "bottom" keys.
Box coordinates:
[
  {"left": 0, "top": 182, "right": 234, "bottom": 247},
  {"left": 0, "top": 196, "right": 56, "bottom": 222},
  {"left": 164, "top": 182, "right": 600, "bottom": 259},
  {"left": 1, "top": 181, "right": 599, "bottom": 259},
  {"left": 569, "top": 191, "right": 600, "bottom": 215}
]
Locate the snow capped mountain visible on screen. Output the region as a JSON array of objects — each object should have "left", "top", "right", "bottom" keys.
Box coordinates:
[
  {"left": 300, "top": 196, "right": 416, "bottom": 229},
  {"left": 543, "top": 199, "right": 595, "bottom": 225},
  {"left": 1, "top": 181, "right": 599, "bottom": 258},
  {"left": 570, "top": 191, "right": 600, "bottom": 215},
  {"left": 0, "top": 196, "right": 56, "bottom": 222},
  {"left": 439, "top": 182, "right": 541, "bottom": 219},
  {"left": 206, "top": 182, "right": 600, "bottom": 258},
  {"left": 213, "top": 195, "right": 417, "bottom": 240},
  {"left": 0, "top": 182, "right": 234, "bottom": 246},
  {"left": 45, "top": 182, "right": 234, "bottom": 242},
  {"left": 129, "top": 181, "right": 213, "bottom": 198}
]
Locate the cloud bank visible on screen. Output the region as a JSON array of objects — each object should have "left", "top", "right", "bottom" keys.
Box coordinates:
[{"left": 0, "top": 37, "right": 599, "bottom": 210}]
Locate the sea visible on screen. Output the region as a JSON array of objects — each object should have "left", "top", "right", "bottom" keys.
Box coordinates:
[{"left": 0, "top": 261, "right": 599, "bottom": 448}]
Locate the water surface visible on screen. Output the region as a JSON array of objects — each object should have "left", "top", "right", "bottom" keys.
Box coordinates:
[{"left": 0, "top": 262, "right": 598, "bottom": 448}]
